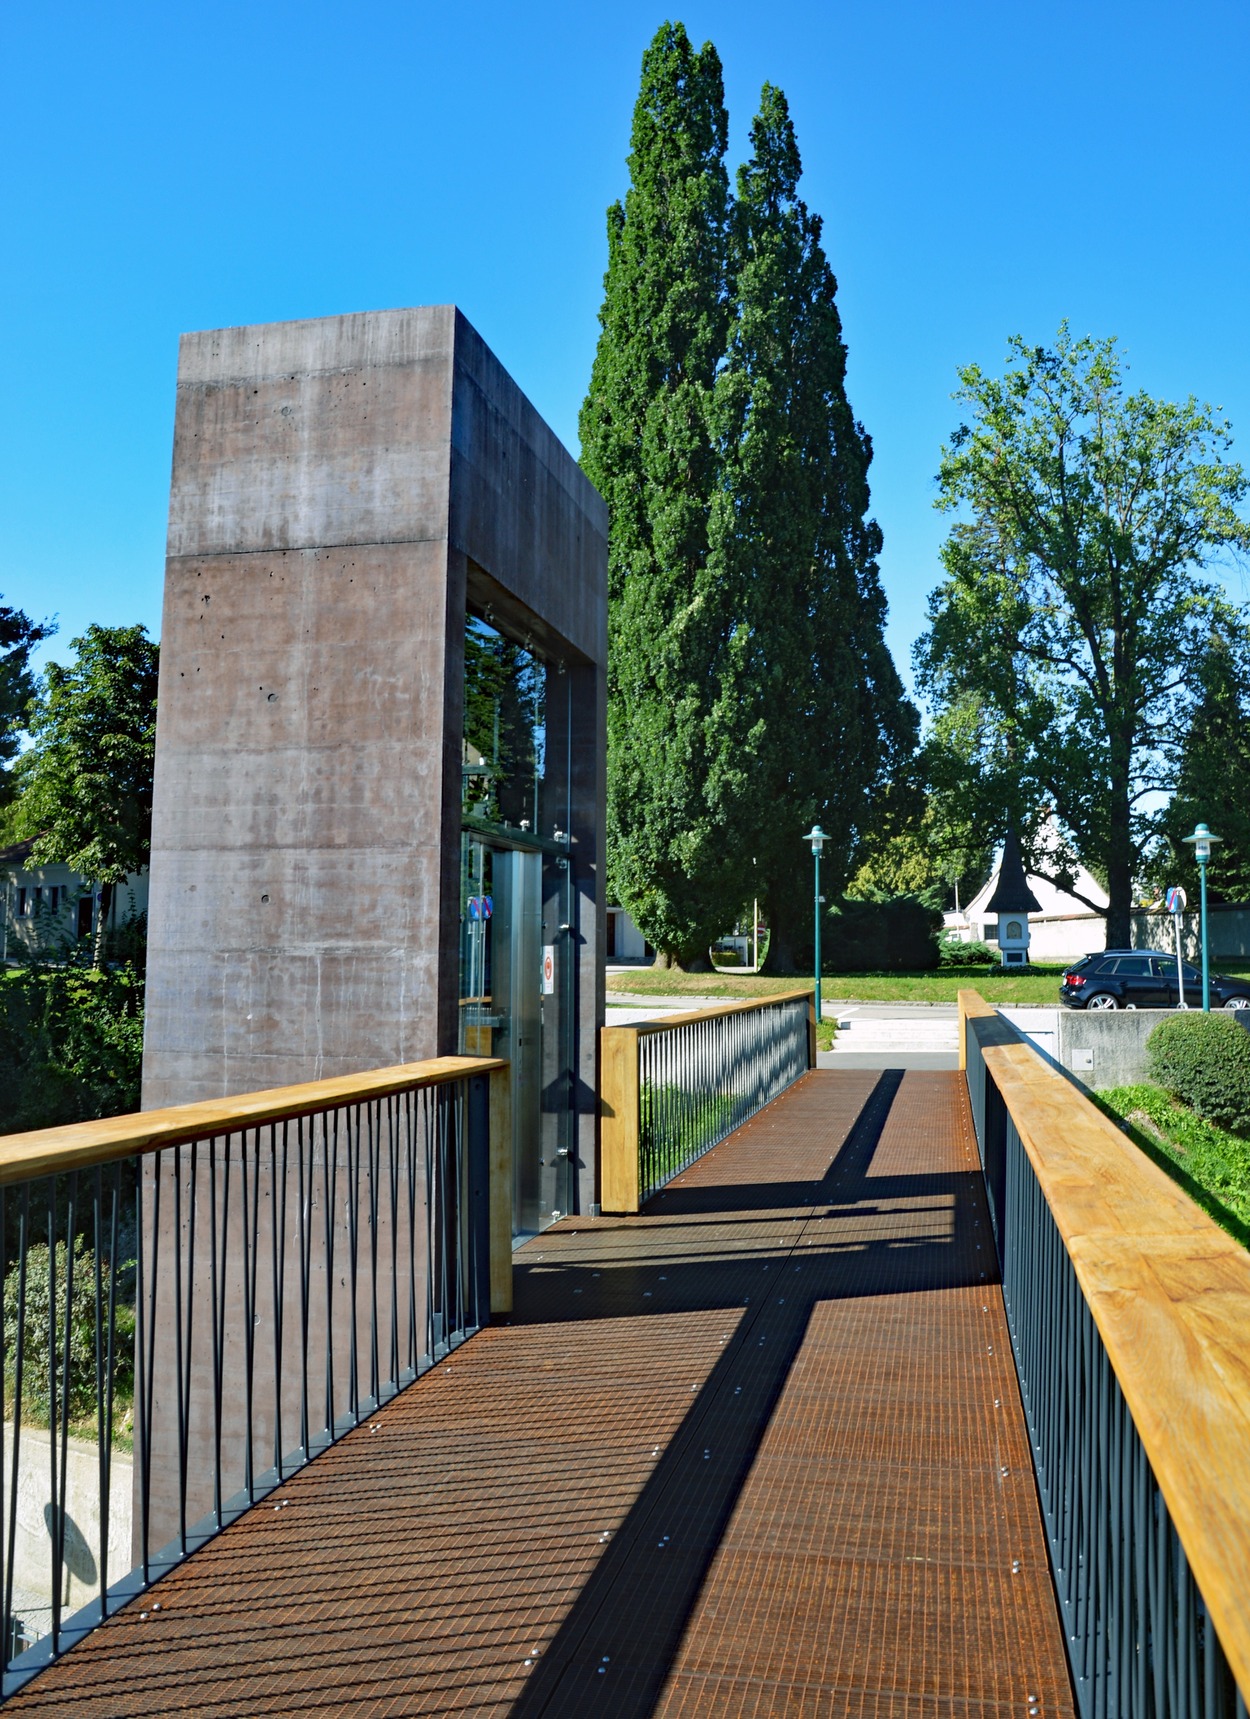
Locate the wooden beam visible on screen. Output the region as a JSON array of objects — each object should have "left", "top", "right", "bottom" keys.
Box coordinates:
[
  {"left": 488, "top": 1065, "right": 513, "bottom": 1316},
  {"left": 598, "top": 1026, "right": 640, "bottom": 1214},
  {"left": 0, "top": 1055, "right": 506, "bottom": 1186}
]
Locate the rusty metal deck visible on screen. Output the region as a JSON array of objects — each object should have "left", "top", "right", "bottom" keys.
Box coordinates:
[{"left": 6, "top": 1070, "right": 1074, "bottom": 1716}]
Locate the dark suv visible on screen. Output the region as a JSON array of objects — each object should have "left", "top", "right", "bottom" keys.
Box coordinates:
[{"left": 1060, "top": 950, "right": 1250, "bottom": 1011}]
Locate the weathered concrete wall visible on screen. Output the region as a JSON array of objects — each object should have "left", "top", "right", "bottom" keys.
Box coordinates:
[
  {"left": 144, "top": 307, "right": 607, "bottom": 1121},
  {"left": 3, "top": 1427, "right": 131, "bottom": 1642}
]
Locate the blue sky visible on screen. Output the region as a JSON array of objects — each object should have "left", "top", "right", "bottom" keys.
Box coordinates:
[{"left": 3, "top": 0, "right": 1249, "bottom": 694}]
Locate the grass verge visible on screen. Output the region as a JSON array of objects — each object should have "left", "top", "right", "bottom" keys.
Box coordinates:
[
  {"left": 1096, "top": 1083, "right": 1250, "bottom": 1249},
  {"left": 607, "top": 964, "right": 1071, "bottom": 1005}
]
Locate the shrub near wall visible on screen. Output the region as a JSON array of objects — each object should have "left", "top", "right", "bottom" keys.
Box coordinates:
[{"left": 1146, "top": 1012, "right": 1250, "bottom": 1135}]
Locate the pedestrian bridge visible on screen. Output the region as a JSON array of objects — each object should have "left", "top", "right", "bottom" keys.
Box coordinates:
[{"left": 0, "top": 997, "right": 1247, "bottom": 1716}]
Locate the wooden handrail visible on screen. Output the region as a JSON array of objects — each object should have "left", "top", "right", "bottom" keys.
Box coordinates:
[
  {"left": 600, "top": 989, "right": 816, "bottom": 1214},
  {"left": 623, "top": 985, "right": 814, "bottom": 1035},
  {"left": 0, "top": 1055, "right": 506, "bottom": 1187},
  {"left": 960, "top": 989, "right": 1250, "bottom": 1700}
]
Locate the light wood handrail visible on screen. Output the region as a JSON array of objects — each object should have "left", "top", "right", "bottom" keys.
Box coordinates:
[
  {"left": 624, "top": 985, "right": 814, "bottom": 1035},
  {"left": 962, "top": 992, "right": 1250, "bottom": 1700},
  {"left": 599, "top": 989, "right": 815, "bottom": 1214},
  {"left": 0, "top": 1056, "right": 506, "bottom": 1187}
]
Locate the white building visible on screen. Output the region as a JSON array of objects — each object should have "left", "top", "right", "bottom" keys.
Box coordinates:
[
  {"left": 947, "top": 831, "right": 1110, "bottom": 963},
  {"left": 0, "top": 839, "right": 148, "bottom": 962}
]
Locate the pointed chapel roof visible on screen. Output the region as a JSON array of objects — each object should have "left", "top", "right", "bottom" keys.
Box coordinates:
[{"left": 985, "top": 828, "right": 1042, "bottom": 915}]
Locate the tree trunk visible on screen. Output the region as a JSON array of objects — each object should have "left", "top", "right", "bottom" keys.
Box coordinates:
[
  {"left": 654, "top": 948, "right": 713, "bottom": 974},
  {"left": 1104, "top": 762, "right": 1134, "bottom": 949},
  {"left": 92, "top": 882, "right": 114, "bottom": 968},
  {"left": 758, "top": 898, "right": 799, "bottom": 975}
]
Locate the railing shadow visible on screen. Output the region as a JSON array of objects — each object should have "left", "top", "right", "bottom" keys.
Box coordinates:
[{"left": 508, "top": 1069, "right": 995, "bottom": 1717}]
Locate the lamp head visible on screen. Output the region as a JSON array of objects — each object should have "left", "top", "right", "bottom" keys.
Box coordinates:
[
  {"left": 803, "top": 825, "right": 826, "bottom": 856},
  {"left": 1182, "top": 822, "right": 1222, "bottom": 864}
]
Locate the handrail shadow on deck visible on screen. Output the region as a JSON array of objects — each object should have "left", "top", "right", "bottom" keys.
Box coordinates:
[{"left": 508, "top": 1069, "right": 993, "bottom": 1717}]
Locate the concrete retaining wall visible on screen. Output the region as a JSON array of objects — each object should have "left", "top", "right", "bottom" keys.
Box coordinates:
[
  {"left": 998, "top": 1005, "right": 1218, "bottom": 1092},
  {"left": 1001, "top": 1004, "right": 1250, "bottom": 1091}
]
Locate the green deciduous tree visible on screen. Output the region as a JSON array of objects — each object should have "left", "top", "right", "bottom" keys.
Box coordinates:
[
  {"left": 579, "top": 22, "right": 739, "bottom": 967},
  {"left": 706, "top": 85, "right": 917, "bottom": 968},
  {"left": 15, "top": 624, "right": 160, "bottom": 961},
  {"left": 0, "top": 597, "right": 53, "bottom": 823},
  {"left": 1154, "top": 629, "right": 1250, "bottom": 901},
  {"left": 918, "top": 327, "right": 1250, "bottom": 948}
]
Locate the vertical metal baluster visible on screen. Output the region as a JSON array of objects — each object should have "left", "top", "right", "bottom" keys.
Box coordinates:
[
  {"left": 137, "top": 1151, "right": 162, "bottom": 1581},
  {"left": 388, "top": 1093, "right": 401, "bottom": 1391},
  {"left": 49, "top": 1177, "right": 67, "bottom": 1653},
  {"left": 368, "top": 1100, "right": 381, "bottom": 1405},
  {"left": 239, "top": 1130, "right": 258, "bottom": 1503},
  {"left": 347, "top": 1105, "right": 361, "bottom": 1420},
  {"left": 4, "top": 1187, "right": 28, "bottom": 1658},
  {"left": 405, "top": 1091, "right": 419, "bottom": 1378},
  {"left": 271, "top": 1120, "right": 288, "bottom": 1476},
  {"left": 323, "top": 1107, "right": 339, "bottom": 1439},
  {"left": 170, "top": 1146, "right": 187, "bottom": 1553},
  {"left": 208, "top": 1136, "right": 226, "bottom": 1530},
  {"left": 0, "top": 1185, "right": 6, "bottom": 1668},
  {"left": 423, "top": 1090, "right": 436, "bottom": 1367},
  {"left": 181, "top": 1143, "right": 200, "bottom": 1550},
  {"left": 297, "top": 1113, "right": 311, "bottom": 1460}
]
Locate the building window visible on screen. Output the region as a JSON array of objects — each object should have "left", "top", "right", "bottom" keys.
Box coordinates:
[{"left": 17, "top": 888, "right": 28, "bottom": 917}]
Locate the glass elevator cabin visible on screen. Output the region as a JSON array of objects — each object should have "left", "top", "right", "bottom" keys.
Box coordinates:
[{"left": 458, "top": 612, "right": 577, "bottom": 1240}]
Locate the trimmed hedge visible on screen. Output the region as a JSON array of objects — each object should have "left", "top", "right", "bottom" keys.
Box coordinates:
[
  {"left": 1146, "top": 1012, "right": 1250, "bottom": 1136},
  {"left": 820, "top": 894, "right": 943, "bottom": 973}
]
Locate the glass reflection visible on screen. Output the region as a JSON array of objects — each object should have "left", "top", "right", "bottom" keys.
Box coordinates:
[{"left": 462, "top": 615, "right": 545, "bottom": 831}]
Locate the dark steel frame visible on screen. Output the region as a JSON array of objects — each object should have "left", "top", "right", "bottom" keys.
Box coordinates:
[
  {"left": 965, "top": 1019, "right": 1249, "bottom": 1719},
  {"left": 0, "top": 1071, "right": 491, "bottom": 1699}
]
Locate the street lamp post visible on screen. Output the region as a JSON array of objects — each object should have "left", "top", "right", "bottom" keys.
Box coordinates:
[
  {"left": 1182, "top": 823, "right": 1222, "bottom": 1012},
  {"left": 804, "top": 825, "right": 826, "bottom": 1025}
]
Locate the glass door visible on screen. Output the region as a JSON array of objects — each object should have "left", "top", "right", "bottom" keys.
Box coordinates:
[{"left": 460, "top": 835, "right": 573, "bottom": 1241}]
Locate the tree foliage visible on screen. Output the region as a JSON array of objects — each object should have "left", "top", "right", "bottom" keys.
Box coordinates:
[
  {"left": 15, "top": 623, "right": 159, "bottom": 883},
  {"left": 1153, "top": 630, "right": 1250, "bottom": 902},
  {"left": 917, "top": 327, "right": 1250, "bottom": 947},
  {"left": 582, "top": 38, "right": 916, "bottom": 967},
  {"left": 0, "top": 596, "right": 53, "bottom": 812},
  {"left": 579, "top": 22, "right": 738, "bottom": 965},
  {"left": 705, "top": 85, "right": 917, "bottom": 968}
]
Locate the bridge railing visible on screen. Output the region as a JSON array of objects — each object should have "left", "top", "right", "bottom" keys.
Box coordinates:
[
  {"left": 959, "top": 990, "right": 1250, "bottom": 1718},
  {"left": 599, "top": 989, "right": 815, "bottom": 1213},
  {"left": 0, "top": 1054, "right": 508, "bottom": 1697}
]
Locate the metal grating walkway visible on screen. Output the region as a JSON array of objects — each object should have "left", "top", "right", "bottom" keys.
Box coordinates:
[{"left": 5, "top": 1070, "right": 1074, "bottom": 1716}]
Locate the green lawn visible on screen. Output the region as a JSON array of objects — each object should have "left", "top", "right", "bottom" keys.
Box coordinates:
[
  {"left": 1096, "top": 1083, "right": 1250, "bottom": 1249},
  {"left": 607, "top": 963, "right": 1072, "bottom": 1005}
]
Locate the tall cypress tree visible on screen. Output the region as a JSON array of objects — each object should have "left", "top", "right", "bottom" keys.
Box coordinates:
[
  {"left": 579, "top": 22, "right": 741, "bottom": 967},
  {"left": 706, "top": 86, "right": 917, "bottom": 968}
]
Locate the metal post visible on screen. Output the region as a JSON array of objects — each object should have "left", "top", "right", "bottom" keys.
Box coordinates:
[
  {"left": 1200, "top": 859, "right": 1210, "bottom": 1013},
  {"left": 813, "top": 845, "right": 822, "bottom": 1025},
  {"left": 1182, "top": 825, "right": 1220, "bottom": 1014}
]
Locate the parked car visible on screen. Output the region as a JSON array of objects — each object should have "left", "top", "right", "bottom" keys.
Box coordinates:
[{"left": 1059, "top": 950, "right": 1250, "bottom": 1011}]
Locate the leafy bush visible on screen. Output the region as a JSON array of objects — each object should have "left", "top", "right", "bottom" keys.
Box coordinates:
[
  {"left": 2, "top": 1236, "right": 136, "bottom": 1422},
  {"left": 819, "top": 893, "right": 943, "bottom": 973},
  {"left": 1146, "top": 1012, "right": 1250, "bottom": 1136},
  {"left": 0, "top": 962, "right": 144, "bottom": 1134},
  {"left": 939, "top": 936, "right": 995, "bottom": 968}
]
